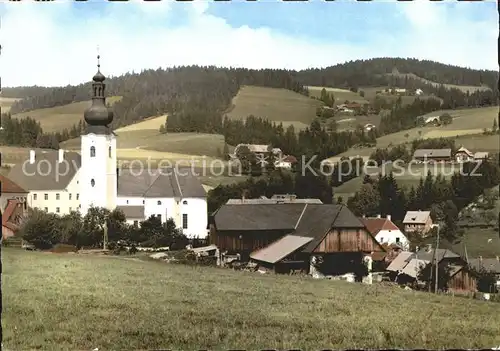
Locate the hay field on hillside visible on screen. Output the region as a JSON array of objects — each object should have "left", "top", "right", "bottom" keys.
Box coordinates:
[
  {"left": 226, "top": 85, "right": 322, "bottom": 127},
  {"left": 3, "top": 248, "right": 500, "bottom": 350},
  {"left": 0, "top": 97, "right": 20, "bottom": 114},
  {"left": 307, "top": 86, "right": 369, "bottom": 104},
  {"left": 324, "top": 106, "right": 497, "bottom": 163},
  {"left": 61, "top": 114, "right": 229, "bottom": 161},
  {"left": 389, "top": 73, "right": 492, "bottom": 93},
  {"left": 12, "top": 96, "right": 122, "bottom": 132}
]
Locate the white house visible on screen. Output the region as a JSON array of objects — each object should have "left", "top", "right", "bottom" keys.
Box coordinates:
[
  {"left": 7, "top": 60, "right": 208, "bottom": 239},
  {"left": 455, "top": 146, "right": 474, "bottom": 163},
  {"left": 361, "top": 215, "right": 410, "bottom": 250},
  {"left": 415, "top": 89, "right": 423, "bottom": 96}
]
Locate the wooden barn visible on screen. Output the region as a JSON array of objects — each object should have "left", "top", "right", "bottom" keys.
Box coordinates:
[{"left": 209, "top": 202, "right": 385, "bottom": 275}]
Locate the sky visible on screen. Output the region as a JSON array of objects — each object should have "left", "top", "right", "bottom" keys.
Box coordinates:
[{"left": 0, "top": 0, "right": 497, "bottom": 87}]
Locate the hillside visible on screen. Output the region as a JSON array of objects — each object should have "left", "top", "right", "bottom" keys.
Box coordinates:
[
  {"left": 3, "top": 58, "right": 496, "bottom": 136},
  {"left": 11, "top": 96, "right": 122, "bottom": 133},
  {"left": 0, "top": 97, "right": 20, "bottom": 114},
  {"left": 3, "top": 248, "right": 500, "bottom": 350},
  {"left": 387, "top": 72, "right": 492, "bottom": 93},
  {"left": 226, "top": 85, "right": 321, "bottom": 129}
]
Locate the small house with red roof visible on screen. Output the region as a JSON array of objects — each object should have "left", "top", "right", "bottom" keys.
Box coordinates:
[
  {"left": 1, "top": 174, "right": 28, "bottom": 240},
  {"left": 360, "top": 215, "right": 409, "bottom": 250}
]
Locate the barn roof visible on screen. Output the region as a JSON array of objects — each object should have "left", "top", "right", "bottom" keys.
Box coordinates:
[
  {"left": 250, "top": 235, "right": 313, "bottom": 264},
  {"left": 403, "top": 211, "right": 431, "bottom": 224},
  {"left": 0, "top": 174, "right": 28, "bottom": 194}
]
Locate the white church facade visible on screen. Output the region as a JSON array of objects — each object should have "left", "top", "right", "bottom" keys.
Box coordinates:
[{"left": 7, "top": 58, "right": 208, "bottom": 239}]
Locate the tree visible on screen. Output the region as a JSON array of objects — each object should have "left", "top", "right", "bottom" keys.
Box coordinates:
[
  {"left": 492, "top": 118, "right": 498, "bottom": 133},
  {"left": 417, "top": 261, "right": 452, "bottom": 292},
  {"left": 359, "top": 90, "right": 365, "bottom": 98},
  {"left": 439, "top": 113, "right": 453, "bottom": 125},
  {"left": 20, "top": 209, "right": 63, "bottom": 250}
]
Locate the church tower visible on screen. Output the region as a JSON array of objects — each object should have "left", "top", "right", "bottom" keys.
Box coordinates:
[{"left": 80, "top": 55, "right": 117, "bottom": 216}]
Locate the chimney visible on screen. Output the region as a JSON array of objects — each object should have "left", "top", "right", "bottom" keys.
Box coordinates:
[
  {"left": 376, "top": 214, "right": 381, "bottom": 218},
  {"left": 29, "top": 150, "right": 35, "bottom": 164},
  {"left": 386, "top": 214, "right": 391, "bottom": 221},
  {"left": 58, "top": 149, "right": 64, "bottom": 163}
]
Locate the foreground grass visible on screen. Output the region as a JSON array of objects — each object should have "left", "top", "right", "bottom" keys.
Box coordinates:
[{"left": 2, "top": 248, "right": 500, "bottom": 349}]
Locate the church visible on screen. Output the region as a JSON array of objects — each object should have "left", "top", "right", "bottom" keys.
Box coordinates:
[{"left": 6, "top": 58, "right": 208, "bottom": 239}]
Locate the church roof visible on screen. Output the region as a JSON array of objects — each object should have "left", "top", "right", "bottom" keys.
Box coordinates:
[
  {"left": 117, "top": 168, "right": 206, "bottom": 198},
  {"left": 8, "top": 150, "right": 81, "bottom": 191}
]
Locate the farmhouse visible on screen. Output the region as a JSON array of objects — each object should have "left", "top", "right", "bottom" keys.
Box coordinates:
[
  {"left": 361, "top": 215, "right": 410, "bottom": 250},
  {"left": 364, "top": 123, "right": 376, "bottom": 132},
  {"left": 455, "top": 146, "right": 474, "bottom": 162},
  {"left": 413, "top": 149, "right": 452, "bottom": 162},
  {"left": 403, "top": 210, "right": 433, "bottom": 235},
  {"left": 468, "top": 257, "right": 500, "bottom": 288},
  {"left": 234, "top": 144, "right": 282, "bottom": 159},
  {"left": 0, "top": 174, "right": 29, "bottom": 240},
  {"left": 6, "top": 60, "right": 208, "bottom": 239},
  {"left": 275, "top": 155, "right": 298, "bottom": 170},
  {"left": 209, "top": 202, "right": 385, "bottom": 276},
  {"left": 388, "top": 247, "right": 478, "bottom": 292}
]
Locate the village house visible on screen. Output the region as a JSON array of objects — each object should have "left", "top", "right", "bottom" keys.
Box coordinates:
[
  {"left": 209, "top": 201, "right": 385, "bottom": 276},
  {"left": 0, "top": 174, "right": 29, "bottom": 240},
  {"left": 412, "top": 149, "right": 452, "bottom": 163},
  {"left": 233, "top": 144, "right": 282, "bottom": 159},
  {"left": 455, "top": 146, "right": 474, "bottom": 163},
  {"left": 468, "top": 257, "right": 500, "bottom": 289},
  {"left": 424, "top": 116, "right": 440, "bottom": 126},
  {"left": 403, "top": 210, "right": 433, "bottom": 235},
  {"left": 361, "top": 214, "right": 410, "bottom": 250},
  {"left": 226, "top": 194, "right": 322, "bottom": 205},
  {"left": 387, "top": 247, "right": 478, "bottom": 293},
  {"left": 363, "top": 123, "right": 376, "bottom": 132},
  {"left": 274, "top": 155, "right": 298, "bottom": 170},
  {"left": 415, "top": 89, "right": 423, "bottom": 96}
]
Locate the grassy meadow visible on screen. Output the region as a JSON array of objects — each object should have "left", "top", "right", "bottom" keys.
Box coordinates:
[
  {"left": 3, "top": 248, "right": 500, "bottom": 350},
  {"left": 307, "top": 86, "right": 369, "bottom": 104},
  {"left": 226, "top": 85, "right": 321, "bottom": 128},
  {"left": 11, "top": 96, "right": 122, "bottom": 133},
  {"left": 0, "top": 97, "right": 20, "bottom": 114},
  {"left": 388, "top": 72, "right": 492, "bottom": 93}
]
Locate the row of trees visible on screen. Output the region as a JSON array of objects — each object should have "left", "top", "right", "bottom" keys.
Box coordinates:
[
  {"left": 222, "top": 116, "right": 376, "bottom": 163},
  {"left": 347, "top": 156, "right": 500, "bottom": 242},
  {"left": 20, "top": 207, "right": 189, "bottom": 250}
]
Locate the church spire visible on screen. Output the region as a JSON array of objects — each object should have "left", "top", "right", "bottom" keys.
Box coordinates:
[{"left": 84, "top": 49, "right": 113, "bottom": 133}]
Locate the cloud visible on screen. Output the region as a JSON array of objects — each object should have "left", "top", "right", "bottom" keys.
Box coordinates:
[{"left": 0, "top": 1, "right": 496, "bottom": 87}]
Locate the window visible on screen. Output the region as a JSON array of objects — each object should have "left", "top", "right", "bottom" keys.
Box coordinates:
[
  {"left": 44, "top": 207, "right": 48, "bottom": 212},
  {"left": 33, "top": 194, "right": 37, "bottom": 200},
  {"left": 56, "top": 207, "right": 60, "bottom": 213},
  {"left": 143, "top": 200, "right": 145, "bottom": 204},
  {"left": 91, "top": 179, "right": 95, "bottom": 187},
  {"left": 56, "top": 193, "right": 60, "bottom": 200},
  {"left": 90, "top": 146, "right": 96, "bottom": 157},
  {"left": 109, "top": 146, "right": 112, "bottom": 158},
  {"left": 69, "top": 193, "right": 72, "bottom": 200},
  {"left": 126, "top": 200, "right": 129, "bottom": 204},
  {"left": 396, "top": 237, "right": 400, "bottom": 243},
  {"left": 44, "top": 193, "right": 48, "bottom": 200},
  {"left": 183, "top": 200, "right": 188, "bottom": 205},
  {"left": 157, "top": 200, "right": 162, "bottom": 205},
  {"left": 76, "top": 194, "right": 80, "bottom": 200},
  {"left": 182, "top": 214, "right": 188, "bottom": 229},
  {"left": 157, "top": 214, "right": 162, "bottom": 223},
  {"left": 380, "top": 237, "right": 384, "bottom": 242}
]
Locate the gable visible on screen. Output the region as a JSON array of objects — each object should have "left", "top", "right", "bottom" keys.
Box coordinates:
[{"left": 312, "top": 227, "right": 385, "bottom": 253}]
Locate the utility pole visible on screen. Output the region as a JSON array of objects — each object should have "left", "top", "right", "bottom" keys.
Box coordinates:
[
  {"left": 103, "top": 220, "right": 108, "bottom": 250},
  {"left": 434, "top": 225, "right": 440, "bottom": 294}
]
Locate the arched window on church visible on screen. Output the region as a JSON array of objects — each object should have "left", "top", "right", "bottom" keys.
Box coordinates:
[
  {"left": 90, "top": 146, "right": 96, "bottom": 157},
  {"left": 109, "top": 146, "right": 112, "bottom": 158},
  {"left": 183, "top": 200, "right": 188, "bottom": 205},
  {"left": 91, "top": 179, "right": 95, "bottom": 187}
]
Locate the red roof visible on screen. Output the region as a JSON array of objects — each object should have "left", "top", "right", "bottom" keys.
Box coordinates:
[
  {"left": 0, "top": 174, "right": 27, "bottom": 194},
  {"left": 2, "top": 199, "right": 22, "bottom": 232},
  {"left": 360, "top": 217, "right": 400, "bottom": 235},
  {"left": 283, "top": 155, "right": 298, "bottom": 163}
]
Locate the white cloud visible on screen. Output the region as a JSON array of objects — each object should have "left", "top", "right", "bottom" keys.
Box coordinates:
[{"left": 0, "top": 1, "right": 496, "bottom": 87}]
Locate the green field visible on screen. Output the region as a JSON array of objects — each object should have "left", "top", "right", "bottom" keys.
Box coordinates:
[
  {"left": 0, "top": 97, "right": 20, "bottom": 114},
  {"left": 3, "top": 248, "right": 500, "bottom": 350},
  {"left": 226, "top": 85, "right": 322, "bottom": 128},
  {"left": 324, "top": 106, "right": 498, "bottom": 163},
  {"left": 12, "top": 96, "right": 122, "bottom": 133},
  {"left": 388, "top": 73, "right": 492, "bottom": 93},
  {"left": 307, "top": 86, "right": 369, "bottom": 104}
]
